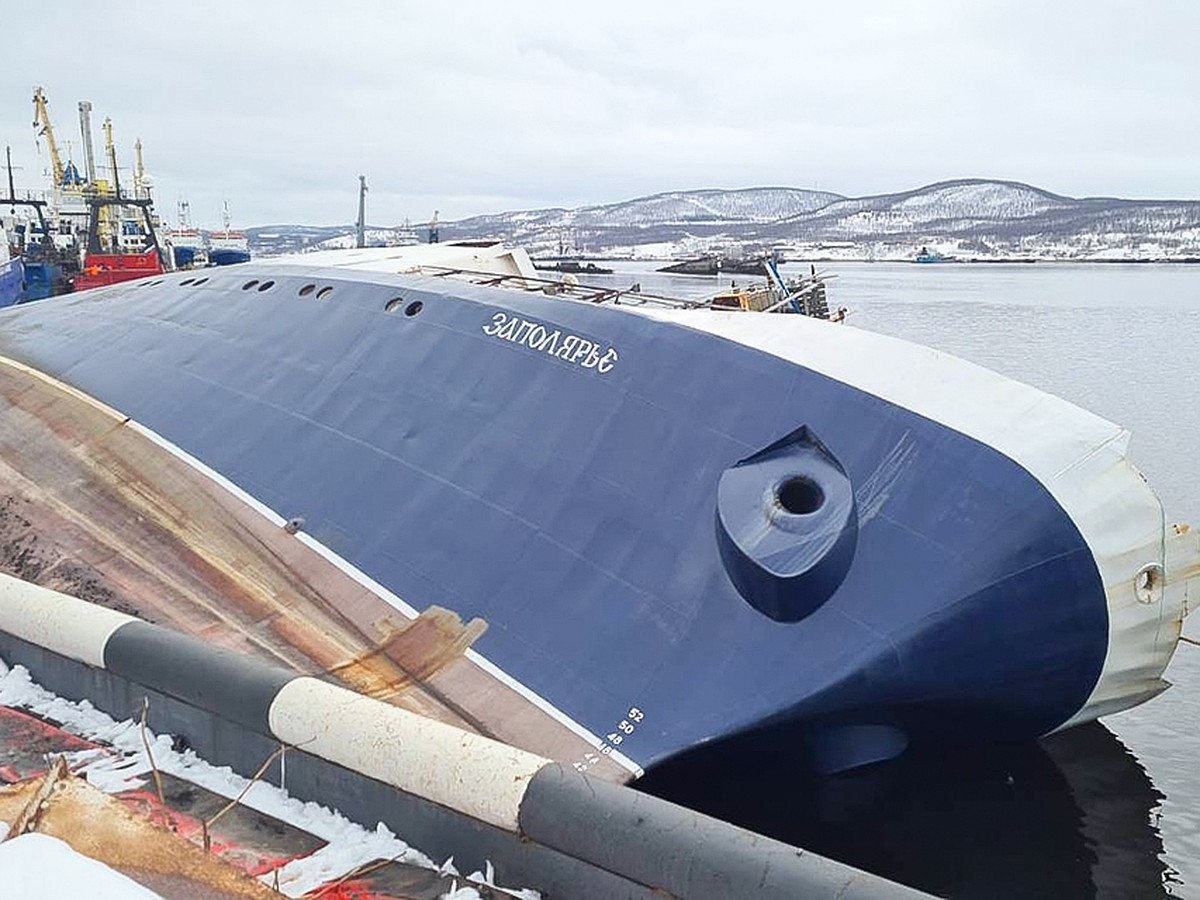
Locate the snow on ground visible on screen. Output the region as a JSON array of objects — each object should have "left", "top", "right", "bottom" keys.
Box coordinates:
[
  {"left": 0, "top": 657, "right": 539, "bottom": 900},
  {"left": 0, "top": 832, "right": 163, "bottom": 899}
]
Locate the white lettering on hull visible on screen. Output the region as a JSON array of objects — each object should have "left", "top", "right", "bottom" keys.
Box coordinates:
[{"left": 483, "top": 312, "right": 619, "bottom": 374}]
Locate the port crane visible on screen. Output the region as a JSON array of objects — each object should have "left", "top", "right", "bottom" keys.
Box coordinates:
[
  {"left": 31, "top": 87, "right": 67, "bottom": 188},
  {"left": 102, "top": 117, "right": 121, "bottom": 197}
]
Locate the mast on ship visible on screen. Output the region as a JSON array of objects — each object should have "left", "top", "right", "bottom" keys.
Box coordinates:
[
  {"left": 133, "top": 138, "right": 145, "bottom": 200},
  {"left": 3, "top": 145, "right": 52, "bottom": 249}
]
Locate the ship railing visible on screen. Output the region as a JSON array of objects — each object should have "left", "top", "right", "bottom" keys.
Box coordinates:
[
  {"left": 415, "top": 264, "right": 835, "bottom": 317},
  {"left": 416, "top": 264, "right": 717, "bottom": 310}
]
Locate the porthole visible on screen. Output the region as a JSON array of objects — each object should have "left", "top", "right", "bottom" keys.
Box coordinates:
[
  {"left": 778, "top": 476, "right": 824, "bottom": 515},
  {"left": 404, "top": 300, "right": 423, "bottom": 317},
  {"left": 242, "top": 279, "right": 259, "bottom": 290},
  {"left": 193, "top": 277, "right": 209, "bottom": 286},
  {"left": 384, "top": 296, "right": 405, "bottom": 313},
  {"left": 298, "top": 283, "right": 316, "bottom": 297},
  {"left": 316, "top": 286, "right": 334, "bottom": 301},
  {"left": 257, "top": 280, "right": 276, "bottom": 292},
  {"left": 180, "top": 278, "right": 195, "bottom": 286}
]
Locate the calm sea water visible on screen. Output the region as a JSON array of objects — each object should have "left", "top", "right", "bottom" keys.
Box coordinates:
[{"left": 593, "top": 261, "right": 1200, "bottom": 898}]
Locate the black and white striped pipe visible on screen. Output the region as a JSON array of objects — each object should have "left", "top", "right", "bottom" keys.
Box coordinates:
[{"left": 0, "top": 573, "right": 929, "bottom": 899}]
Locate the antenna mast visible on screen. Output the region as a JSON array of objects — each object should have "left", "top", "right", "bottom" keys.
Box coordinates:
[
  {"left": 134, "top": 138, "right": 145, "bottom": 199},
  {"left": 356, "top": 175, "right": 367, "bottom": 249}
]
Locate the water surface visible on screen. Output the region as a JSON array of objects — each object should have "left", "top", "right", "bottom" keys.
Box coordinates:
[{"left": 612, "top": 261, "right": 1200, "bottom": 898}]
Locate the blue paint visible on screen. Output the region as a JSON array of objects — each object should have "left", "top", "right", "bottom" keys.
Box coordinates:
[
  {"left": 716, "top": 426, "right": 859, "bottom": 622},
  {"left": 0, "top": 266, "right": 1109, "bottom": 773},
  {"left": 209, "top": 249, "right": 251, "bottom": 266},
  {"left": 0, "top": 256, "right": 23, "bottom": 309},
  {"left": 18, "top": 260, "right": 63, "bottom": 303}
]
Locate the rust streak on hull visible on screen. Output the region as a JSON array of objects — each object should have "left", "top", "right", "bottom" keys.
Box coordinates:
[{"left": 0, "top": 357, "right": 629, "bottom": 781}]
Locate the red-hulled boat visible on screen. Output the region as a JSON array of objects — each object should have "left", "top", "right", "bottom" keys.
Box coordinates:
[{"left": 74, "top": 195, "right": 166, "bottom": 292}]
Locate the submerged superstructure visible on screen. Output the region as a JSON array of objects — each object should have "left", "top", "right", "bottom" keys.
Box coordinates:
[{"left": 0, "top": 241, "right": 1194, "bottom": 778}]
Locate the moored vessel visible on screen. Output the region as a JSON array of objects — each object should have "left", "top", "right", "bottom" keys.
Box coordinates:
[
  {"left": 0, "top": 241, "right": 1194, "bottom": 779},
  {"left": 10, "top": 88, "right": 167, "bottom": 295},
  {"left": 658, "top": 254, "right": 722, "bottom": 275},
  {"left": 0, "top": 235, "right": 22, "bottom": 308},
  {"left": 208, "top": 200, "right": 251, "bottom": 266}
]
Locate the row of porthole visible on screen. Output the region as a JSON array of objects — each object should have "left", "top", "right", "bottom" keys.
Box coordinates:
[
  {"left": 388, "top": 298, "right": 423, "bottom": 317},
  {"left": 239, "top": 278, "right": 423, "bottom": 316},
  {"left": 164, "top": 277, "right": 424, "bottom": 319}
]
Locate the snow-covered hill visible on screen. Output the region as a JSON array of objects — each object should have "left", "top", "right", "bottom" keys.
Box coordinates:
[{"left": 248, "top": 181, "right": 1200, "bottom": 260}]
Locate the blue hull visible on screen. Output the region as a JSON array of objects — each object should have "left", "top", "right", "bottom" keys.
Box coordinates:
[
  {"left": 0, "top": 252, "right": 1179, "bottom": 776},
  {"left": 209, "top": 248, "right": 251, "bottom": 266},
  {"left": 18, "top": 260, "right": 64, "bottom": 303},
  {"left": 0, "top": 258, "right": 23, "bottom": 309}
]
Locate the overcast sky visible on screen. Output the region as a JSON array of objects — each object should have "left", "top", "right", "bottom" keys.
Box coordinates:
[{"left": 3, "top": 2, "right": 1196, "bottom": 228}]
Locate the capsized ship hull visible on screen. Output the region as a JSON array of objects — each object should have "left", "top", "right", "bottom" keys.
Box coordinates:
[{"left": 0, "top": 244, "right": 1194, "bottom": 779}]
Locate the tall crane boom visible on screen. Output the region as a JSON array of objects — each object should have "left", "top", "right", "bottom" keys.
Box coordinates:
[
  {"left": 31, "top": 87, "right": 66, "bottom": 188},
  {"left": 102, "top": 116, "right": 120, "bottom": 197}
]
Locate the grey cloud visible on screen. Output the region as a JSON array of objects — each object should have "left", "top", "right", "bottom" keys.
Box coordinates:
[{"left": 2, "top": 1, "right": 1195, "bottom": 228}]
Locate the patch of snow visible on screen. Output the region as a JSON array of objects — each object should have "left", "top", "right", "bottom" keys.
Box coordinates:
[
  {"left": 0, "top": 833, "right": 163, "bottom": 899},
  {"left": 0, "top": 660, "right": 540, "bottom": 900},
  {"left": 269, "top": 822, "right": 411, "bottom": 898},
  {"left": 466, "top": 859, "right": 543, "bottom": 900}
]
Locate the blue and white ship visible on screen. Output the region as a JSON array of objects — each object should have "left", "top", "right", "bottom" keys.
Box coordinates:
[
  {"left": 0, "top": 241, "right": 1194, "bottom": 779},
  {"left": 0, "top": 235, "right": 25, "bottom": 308}
]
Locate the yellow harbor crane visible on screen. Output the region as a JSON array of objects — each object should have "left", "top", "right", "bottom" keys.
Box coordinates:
[
  {"left": 28, "top": 89, "right": 157, "bottom": 255},
  {"left": 31, "top": 86, "right": 67, "bottom": 188},
  {"left": 102, "top": 117, "right": 119, "bottom": 194}
]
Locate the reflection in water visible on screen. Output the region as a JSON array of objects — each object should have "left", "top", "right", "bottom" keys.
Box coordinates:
[{"left": 637, "top": 723, "right": 1170, "bottom": 898}]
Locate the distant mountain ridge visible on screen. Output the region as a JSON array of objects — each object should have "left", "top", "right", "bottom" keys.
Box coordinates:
[{"left": 248, "top": 179, "right": 1200, "bottom": 260}]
